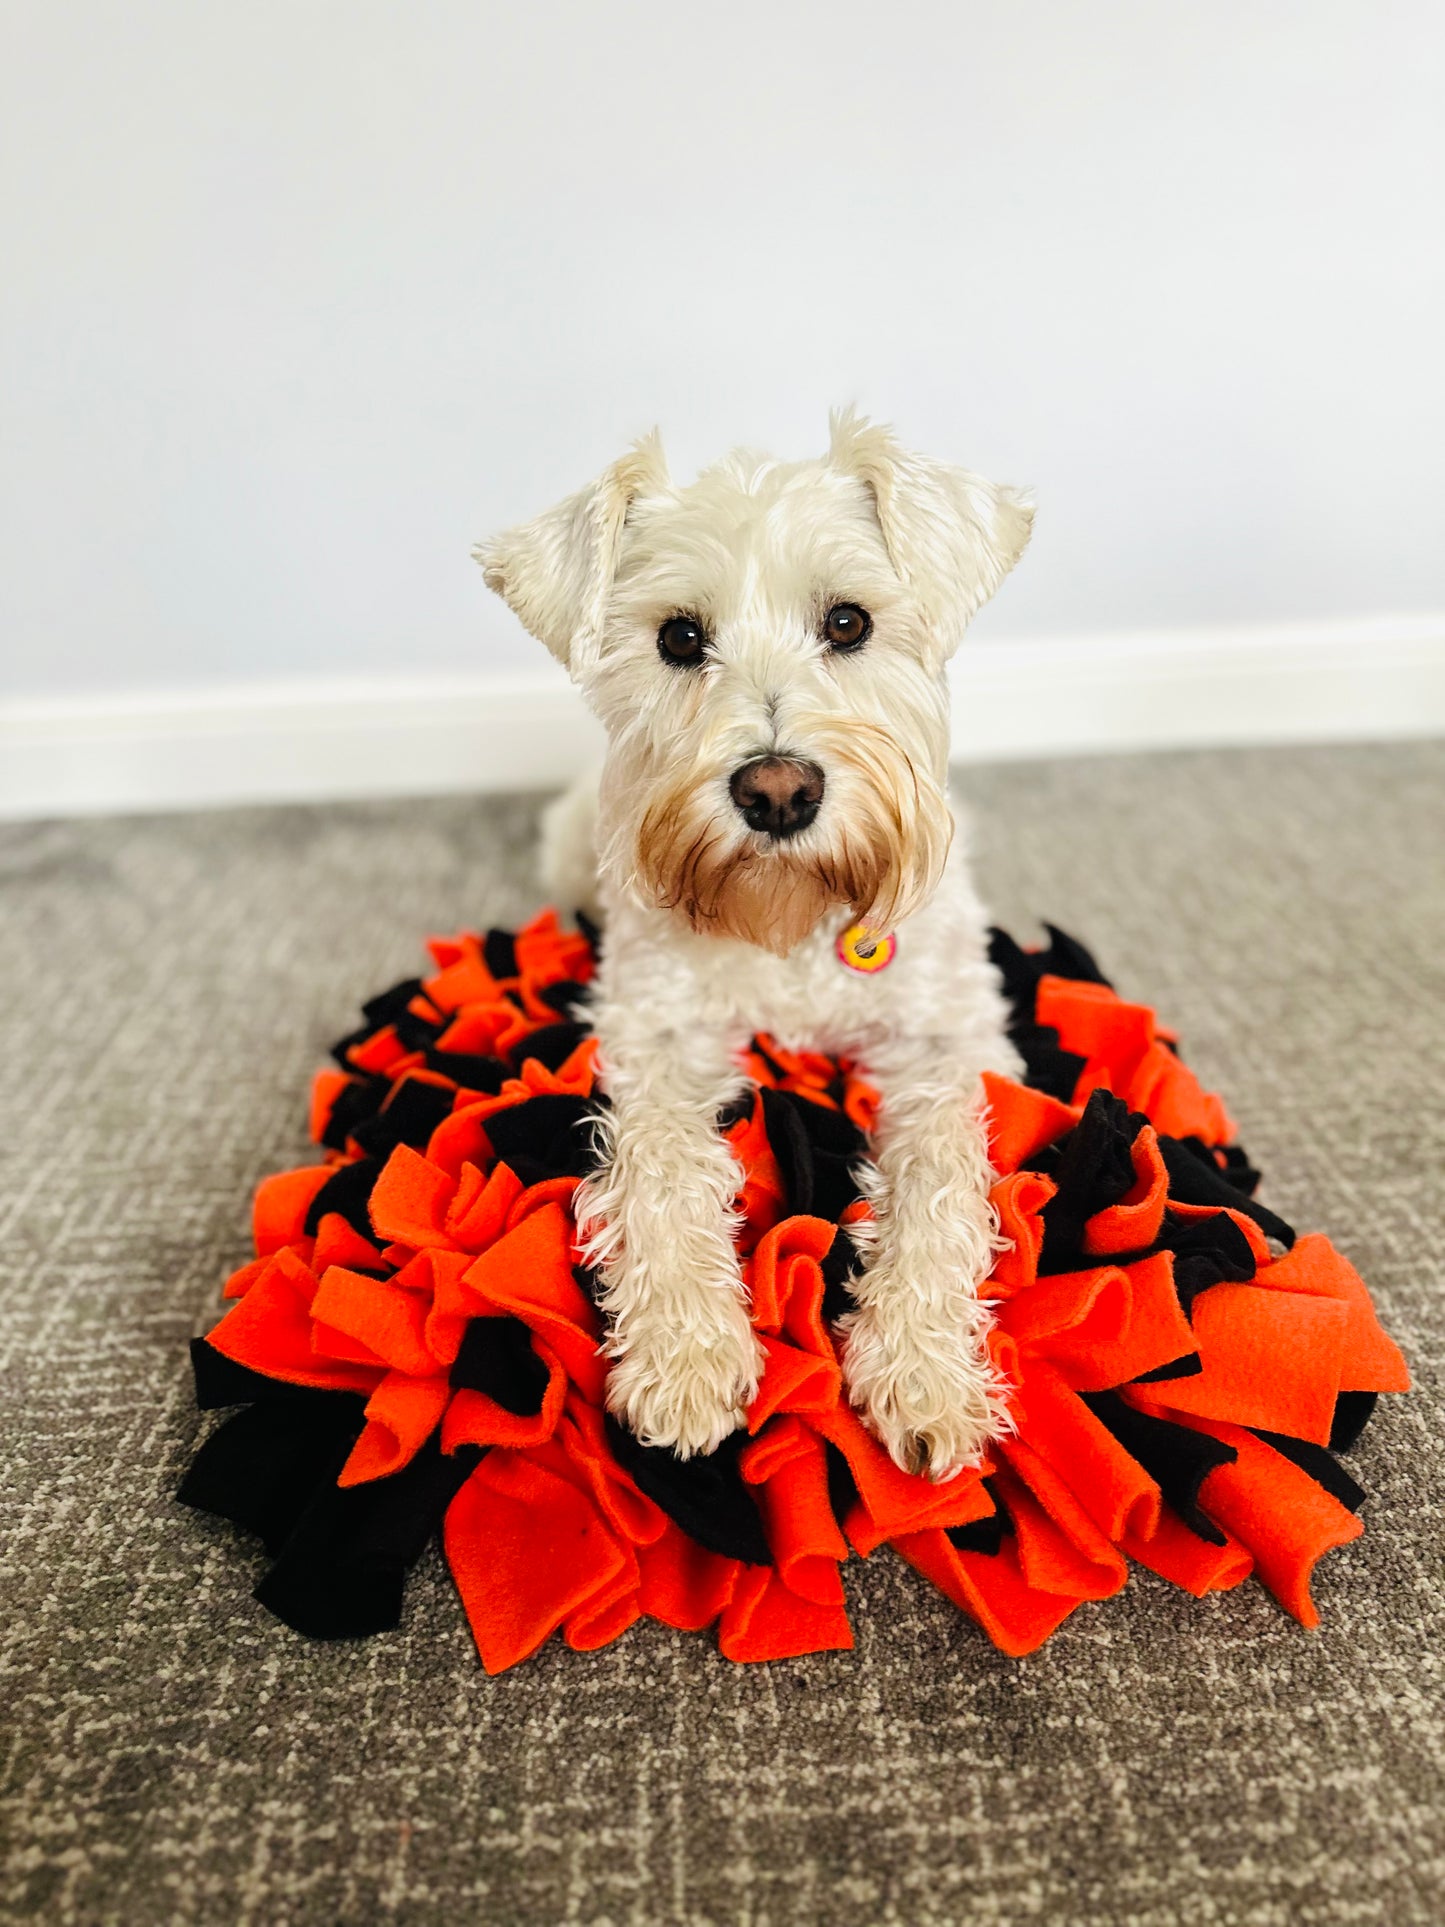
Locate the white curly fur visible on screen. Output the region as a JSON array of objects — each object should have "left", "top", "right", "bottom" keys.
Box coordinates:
[{"left": 478, "top": 413, "right": 1032, "bottom": 1478}]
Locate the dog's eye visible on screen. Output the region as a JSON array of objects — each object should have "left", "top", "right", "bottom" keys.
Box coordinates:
[
  {"left": 657, "top": 615, "right": 708, "bottom": 667},
  {"left": 823, "top": 603, "right": 871, "bottom": 652}
]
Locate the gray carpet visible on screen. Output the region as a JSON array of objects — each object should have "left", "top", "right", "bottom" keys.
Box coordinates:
[{"left": 1, "top": 742, "right": 1442, "bottom": 1927}]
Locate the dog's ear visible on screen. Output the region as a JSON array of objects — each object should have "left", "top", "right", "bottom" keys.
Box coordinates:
[
  {"left": 828, "top": 410, "right": 1032, "bottom": 652},
  {"left": 475, "top": 432, "right": 669, "bottom": 676}
]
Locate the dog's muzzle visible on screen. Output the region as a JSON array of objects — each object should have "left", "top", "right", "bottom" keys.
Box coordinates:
[{"left": 729, "top": 757, "right": 825, "bottom": 840}]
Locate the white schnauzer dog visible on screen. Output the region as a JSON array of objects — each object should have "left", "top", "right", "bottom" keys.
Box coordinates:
[{"left": 477, "top": 412, "right": 1033, "bottom": 1480}]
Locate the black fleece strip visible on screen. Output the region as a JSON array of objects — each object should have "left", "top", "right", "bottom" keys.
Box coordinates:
[
  {"left": 254, "top": 1432, "right": 482, "bottom": 1640},
  {"left": 1131, "top": 1352, "right": 1204, "bottom": 1385},
  {"left": 1081, "top": 1392, "right": 1237, "bottom": 1545},
  {"left": 319, "top": 1075, "right": 387, "bottom": 1152},
  {"left": 604, "top": 1418, "right": 773, "bottom": 1566},
  {"left": 483, "top": 929, "right": 518, "bottom": 979},
  {"left": 1250, "top": 1428, "right": 1367, "bottom": 1513},
  {"left": 766, "top": 1087, "right": 870, "bottom": 1227},
  {"left": 361, "top": 978, "right": 429, "bottom": 1028},
  {"left": 510, "top": 1021, "right": 591, "bottom": 1072},
  {"left": 1036, "top": 1090, "right": 1146, "bottom": 1274},
  {"left": 1156, "top": 1136, "right": 1296, "bottom": 1249},
  {"left": 986, "top": 928, "right": 1043, "bottom": 1021},
  {"left": 759, "top": 1087, "right": 816, "bottom": 1217},
  {"left": 189, "top": 1338, "right": 368, "bottom": 1412},
  {"left": 824, "top": 1441, "right": 861, "bottom": 1533},
  {"left": 820, "top": 1228, "right": 863, "bottom": 1324},
  {"left": 987, "top": 926, "right": 1113, "bottom": 1022},
  {"left": 1200, "top": 1139, "right": 1263, "bottom": 1200},
  {"left": 1153, "top": 1209, "right": 1259, "bottom": 1316},
  {"left": 1329, "top": 1390, "right": 1379, "bottom": 1453},
  {"left": 790, "top": 1087, "right": 870, "bottom": 1161},
  {"left": 177, "top": 1397, "right": 367, "bottom": 1556},
  {"left": 945, "top": 1476, "right": 1014, "bottom": 1556},
  {"left": 483, "top": 1093, "right": 604, "bottom": 1183},
  {"left": 449, "top": 1314, "right": 551, "bottom": 1417},
  {"left": 349, "top": 1077, "right": 457, "bottom": 1158},
  {"left": 1039, "top": 924, "right": 1113, "bottom": 987},
  {"left": 1011, "top": 1024, "right": 1088, "bottom": 1103},
  {"left": 422, "top": 1048, "right": 508, "bottom": 1094},
  {"left": 538, "top": 977, "right": 591, "bottom": 1017},
  {"left": 808, "top": 1153, "right": 867, "bottom": 1229},
  {"left": 572, "top": 1263, "right": 604, "bottom": 1305},
  {"left": 392, "top": 1008, "right": 446, "bottom": 1051},
  {"left": 303, "top": 1155, "right": 386, "bottom": 1239}
]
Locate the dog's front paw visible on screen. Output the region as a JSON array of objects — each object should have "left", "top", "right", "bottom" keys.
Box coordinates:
[
  {"left": 604, "top": 1283, "right": 763, "bottom": 1458},
  {"left": 839, "top": 1294, "right": 1002, "bottom": 1482}
]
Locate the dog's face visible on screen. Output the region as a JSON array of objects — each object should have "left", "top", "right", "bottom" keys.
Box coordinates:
[{"left": 479, "top": 413, "right": 1031, "bottom": 954}]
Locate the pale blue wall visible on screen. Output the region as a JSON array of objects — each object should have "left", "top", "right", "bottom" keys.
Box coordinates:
[{"left": 3, "top": 0, "right": 1443, "bottom": 697}]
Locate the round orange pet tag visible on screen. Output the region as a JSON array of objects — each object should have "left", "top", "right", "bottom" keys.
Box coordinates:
[{"left": 836, "top": 923, "right": 897, "bottom": 974}]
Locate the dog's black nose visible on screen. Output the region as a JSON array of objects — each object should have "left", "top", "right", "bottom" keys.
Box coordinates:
[{"left": 729, "top": 757, "right": 825, "bottom": 839}]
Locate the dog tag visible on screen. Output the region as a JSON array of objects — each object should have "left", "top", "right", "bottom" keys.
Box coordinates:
[{"left": 836, "top": 923, "right": 897, "bottom": 974}]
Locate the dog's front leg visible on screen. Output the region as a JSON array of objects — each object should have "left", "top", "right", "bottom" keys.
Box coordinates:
[
  {"left": 577, "top": 1017, "right": 763, "bottom": 1456},
  {"left": 839, "top": 1036, "right": 1006, "bottom": 1480}
]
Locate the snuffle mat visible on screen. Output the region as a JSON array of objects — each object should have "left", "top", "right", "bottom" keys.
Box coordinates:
[{"left": 178, "top": 911, "right": 1408, "bottom": 1672}]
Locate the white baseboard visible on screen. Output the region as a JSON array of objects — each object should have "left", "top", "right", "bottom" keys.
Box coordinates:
[
  {"left": 2, "top": 615, "right": 1442, "bottom": 821},
  {"left": 0, "top": 674, "right": 606, "bottom": 822},
  {"left": 945, "top": 614, "right": 1445, "bottom": 761}
]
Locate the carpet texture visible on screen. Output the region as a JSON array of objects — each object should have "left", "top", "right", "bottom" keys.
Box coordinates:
[{"left": 1, "top": 742, "right": 1441, "bottom": 1927}]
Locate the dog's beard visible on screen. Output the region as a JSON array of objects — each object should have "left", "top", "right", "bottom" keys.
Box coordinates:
[
  {"left": 631, "top": 731, "right": 952, "bottom": 956},
  {"left": 636, "top": 822, "right": 855, "bottom": 955}
]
